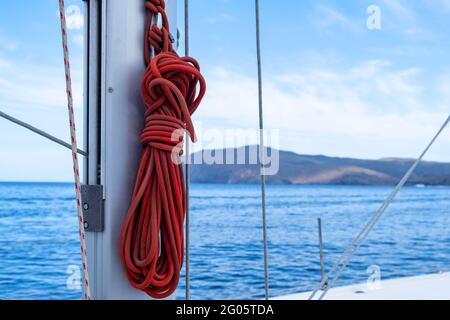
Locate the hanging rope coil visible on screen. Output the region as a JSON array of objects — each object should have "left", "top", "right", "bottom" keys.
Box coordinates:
[{"left": 120, "top": 0, "right": 206, "bottom": 299}]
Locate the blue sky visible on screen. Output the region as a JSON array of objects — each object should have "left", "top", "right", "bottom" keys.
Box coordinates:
[{"left": 2, "top": 0, "right": 450, "bottom": 181}]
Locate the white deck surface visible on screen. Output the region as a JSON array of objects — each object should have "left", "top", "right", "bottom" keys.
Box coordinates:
[{"left": 274, "top": 272, "right": 450, "bottom": 300}]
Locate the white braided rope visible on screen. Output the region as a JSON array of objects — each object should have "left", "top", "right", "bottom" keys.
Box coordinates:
[{"left": 58, "top": 0, "right": 91, "bottom": 300}]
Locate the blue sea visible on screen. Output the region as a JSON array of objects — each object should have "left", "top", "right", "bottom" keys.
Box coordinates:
[{"left": 0, "top": 182, "right": 449, "bottom": 300}]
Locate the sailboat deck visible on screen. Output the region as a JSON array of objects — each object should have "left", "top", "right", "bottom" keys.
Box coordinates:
[{"left": 274, "top": 272, "right": 450, "bottom": 300}]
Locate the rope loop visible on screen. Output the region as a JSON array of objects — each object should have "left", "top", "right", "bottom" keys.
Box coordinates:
[{"left": 144, "top": 0, "right": 173, "bottom": 64}]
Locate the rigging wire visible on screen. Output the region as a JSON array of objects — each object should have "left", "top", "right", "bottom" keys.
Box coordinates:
[
  {"left": 184, "top": 0, "right": 191, "bottom": 301},
  {"left": 309, "top": 113, "right": 450, "bottom": 300},
  {"left": 255, "top": 0, "right": 269, "bottom": 300},
  {"left": 58, "top": 0, "right": 91, "bottom": 300},
  {"left": 0, "top": 110, "right": 88, "bottom": 156}
]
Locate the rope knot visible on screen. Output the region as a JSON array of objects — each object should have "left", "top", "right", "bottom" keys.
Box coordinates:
[
  {"left": 141, "top": 53, "right": 206, "bottom": 148},
  {"left": 145, "top": 0, "right": 172, "bottom": 61},
  {"left": 145, "top": 0, "right": 165, "bottom": 14}
]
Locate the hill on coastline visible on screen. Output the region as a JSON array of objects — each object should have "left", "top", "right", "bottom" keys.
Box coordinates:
[{"left": 189, "top": 146, "right": 450, "bottom": 185}]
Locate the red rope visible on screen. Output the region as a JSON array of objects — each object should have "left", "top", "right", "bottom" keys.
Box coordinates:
[{"left": 120, "top": 0, "right": 206, "bottom": 299}]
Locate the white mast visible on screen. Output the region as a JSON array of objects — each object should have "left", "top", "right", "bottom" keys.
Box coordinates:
[{"left": 83, "top": 0, "right": 178, "bottom": 300}]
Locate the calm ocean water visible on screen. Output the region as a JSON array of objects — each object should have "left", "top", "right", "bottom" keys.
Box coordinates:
[{"left": 0, "top": 182, "right": 449, "bottom": 300}]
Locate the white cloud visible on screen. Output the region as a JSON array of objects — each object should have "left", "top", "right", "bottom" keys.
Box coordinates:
[
  {"left": 0, "top": 55, "right": 85, "bottom": 182},
  {"left": 205, "top": 13, "right": 234, "bottom": 24},
  {"left": 0, "top": 56, "right": 83, "bottom": 110},
  {"left": 0, "top": 58, "right": 12, "bottom": 70},
  {"left": 0, "top": 34, "right": 20, "bottom": 52},
  {"left": 380, "top": 0, "right": 415, "bottom": 19},
  {"left": 313, "top": 4, "right": 358, "bottom": 30},
  {"left": 73, "top": 34, "right": 84, "bottom": 47},
  {"left": 194, "top": 62, "right": 450, "bottom": 160},
  {"left": 427, "top": 0, "right": 450, "bottom": 12}
]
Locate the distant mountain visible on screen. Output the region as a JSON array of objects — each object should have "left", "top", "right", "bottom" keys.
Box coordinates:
[{"left": 189, "top": 146, "right": 450, "bottom": 185}]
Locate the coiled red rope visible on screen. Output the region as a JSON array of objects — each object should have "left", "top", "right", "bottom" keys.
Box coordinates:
[{"left": 120, "top": 0, "right": 206, "bottom": 299}]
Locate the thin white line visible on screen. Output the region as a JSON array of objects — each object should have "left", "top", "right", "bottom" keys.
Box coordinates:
[{"left": 58, "top": 0, "right": 91, "bottom": 300}]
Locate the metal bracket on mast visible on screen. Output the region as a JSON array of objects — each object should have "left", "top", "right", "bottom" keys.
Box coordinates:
[{"left": 81, "top": 185, "right": 104, "bottom": 232}]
